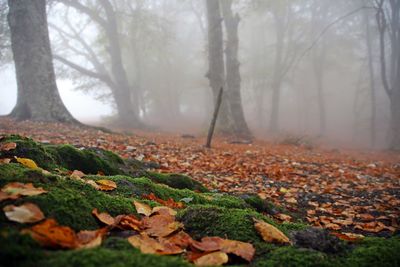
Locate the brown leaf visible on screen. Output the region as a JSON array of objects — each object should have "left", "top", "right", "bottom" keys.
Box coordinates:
[
  {"left": 331, "top": 232, "right": 364, "bottom": 242},
  {"left": 142, "top": 214, "right": 183, "bottom": 237},
  {"left": 221, "top": 239, "right": 255, "bottom": 262},
  {"left": 96, "top": 179, "right": 117, "bottom": 191},
  {"left": 151, "top": 206, "right": 177, "bottom": 216},
  {"left": 253, "top": 218, "right": 291, "bottom": 244},
  {"left": 275, "top": 213, "right": 292, "bottom": 222},
  {"left": 1, "top": 182, "right": 47, "bottom": 201},
  {"left": 133, "top": 201, "right": 152, "bottom": 216},
  {"left": 92, "top": 208, "right": 115, "bottom": 225},
  {"left": 3, "top": 202, "right": 45, "bottom": 223},
  {"left": 193, "top": 251, "right": 229, "bottom": 266},
  {"left": 143, "top": 193, "right": 184, "bottom": 209},
  {"left": 118, "top": 214, "right": 142, "bottom": 231},
  {"left": 0, "top": 158, "right": 11, "bottom": 164},
  {"left": 22, "top": 219, "right": 78, "bottom": 249},
  {"left": 76, "top": 227, "right": 108, "bottom": 249},
  {"left": 191, "top": 236, "right": 224, "bottom": 252},
  {"left": 128, "top": 233, "right": 183, "bottom": 255},
  {"left": 165, "top": 231, "right": 193, "bottom": 249},
  {"left": 0, "top": 142, "right": 17, "bottom": 151}
]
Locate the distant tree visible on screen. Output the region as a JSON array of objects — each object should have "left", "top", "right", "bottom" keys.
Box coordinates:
[
  {"left": 376, "top": 0, "right": 400, "bottom": 150},
  {"left": 6, "top": 0, "right": 76, "bottom": 122}
]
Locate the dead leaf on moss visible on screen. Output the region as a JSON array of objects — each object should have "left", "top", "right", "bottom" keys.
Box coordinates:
[
  {"left": 22, "top": 218, "right": 78, "bottom": 249},
  {"left": 86, "top": 180, "right": 100, "bottom": 190},
  {"left": 0, "top": 182, "right": 47, "bottom": 201},
  {"left": 70, "top": 170, "right": 85, "bottom": 181},
  {"left": 193, "top": 251, "right": 229, "bottom": 266},
  {"left": 0, "top": 142, "right": 17, "bottom": 151},
  {"left": 0, "top": 158, "right": 11, "bottom": 164},
  {"left": 96, "top": 179, "right": 117, "bottom": 191},
  {"left": 118, "top": 214, "right": 142, "bottom": 231},
  {"left": 143, "top": 193, "right": 184, "bottom": 209},
  {"left": 151, "top": 206, "right": 177, "bottom": 216},
  {"left": 92, "top": 208, "right": 115, "bottom": 225},
  {"left": 275, "top": 213, "right": 292, "bottom": 222},
  {"left": 3, "top": 202, "right": 45, "bottom": 223},
  {"left": 191, "top": 236, "right": 223, "bottom": 252},
  {"left": 128, "top": 233, "right": 183, "bottom": 255},
  {"left": 142, "top": 214, "right": 183, "bottom": 237},
  {"left": 133, "top": 201, "right": 152, "bottom": 216},
  {"left": 221, "top": 239, "right": 255, "bottom": 262},
  {"left": 14, "top": 157, "right": 39, "bottom": 169},
  {"left": 165, "top": 231, "right": 193, "bottom": 248},
  {"left": 253, "top": 218, "right": 291, "bottom": 244},
  {"left": 76, "top": 227, "right": 108, "bottom": 249}
]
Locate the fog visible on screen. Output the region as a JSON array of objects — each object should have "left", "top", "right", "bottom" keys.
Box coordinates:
[{"left": 1, "top": 0, "right": 398, "bottom": 149}]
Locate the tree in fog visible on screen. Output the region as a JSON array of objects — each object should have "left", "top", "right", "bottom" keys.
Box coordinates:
[
  {"left": 376, "top": 0, "right": 400, "bottom": 150},
  {"left": 6, "top": 0, "right": 76, "bottom": 122},
  {"left": 55, "top": 0, "right": 141, "bottom": 127}
]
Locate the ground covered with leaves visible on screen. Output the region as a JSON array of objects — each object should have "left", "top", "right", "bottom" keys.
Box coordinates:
[{"left": 0, "top": 118, "right": 399, "bottom": 266}]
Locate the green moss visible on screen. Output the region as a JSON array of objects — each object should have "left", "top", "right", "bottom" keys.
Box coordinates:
[
  {"left": 144, "top": 172, "right": 208, "bottom": 192},
  {"left": 343, "top": 237, "right": 400, "bottom": 267}
]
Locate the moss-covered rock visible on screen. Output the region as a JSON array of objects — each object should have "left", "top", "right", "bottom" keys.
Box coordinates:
[{"left": 143, "top": 172, "right": 208, "bottom": 192}]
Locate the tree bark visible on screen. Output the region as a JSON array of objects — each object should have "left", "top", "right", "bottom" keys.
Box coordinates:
[
  {"left": 220, "top": 0, "right": 252, "bottom": 139},
  {"left": 205, "top": 0, "right": 232, "bottom": 133},
  {"left": 7, "top": 0, "right": 76, "bottom": 122}
]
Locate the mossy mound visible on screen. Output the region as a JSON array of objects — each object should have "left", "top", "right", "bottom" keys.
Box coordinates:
[{"left": 0, "top": 135, "right": 399, "bottom": 267}]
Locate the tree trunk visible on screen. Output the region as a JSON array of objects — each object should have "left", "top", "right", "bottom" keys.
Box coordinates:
[
  {"left": 7, "top": 0, "right": 76, "bottom": 122},
  {"left": 220, "top": 0, "right": 252, "bottom": 139},
  {"left": 365, "top": 10, "right": 377, "bottom": 148},
  {"left": 269, "top": 17, "right": 284, "bottom": 133},
  {"left": 99, "top": 0, "right": 140, "bottom": 127},
  {"left": 312, "top": 43, "right": 327, "bottom": 137},
  {"left": 390, "top": 90, "right": 400, "bottom": 150},
  {"left": 205, "top": 0, "right": 232, "bottom": 133}
]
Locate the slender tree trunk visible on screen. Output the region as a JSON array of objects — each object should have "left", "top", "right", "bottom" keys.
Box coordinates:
[
  {"left": 7, "top": 0, "right": 76, "bottom": 122},
  {"left": 221, "top": 0, "right": 252, "bottom": 139},
  {"left": 312, "top": 42, "right": 327, "bottom": 136},
  {"left": 365, "top": 10, "right": 377, "bottom": 148},
  {"left": 269, "top": 19, "right": 284, "bottom": 133},
  {"left": 100, "top": 0, "right": 140, "bottom": 127},
  {"left": 205, "top": 0, "right": 232, "bottom": 133}
]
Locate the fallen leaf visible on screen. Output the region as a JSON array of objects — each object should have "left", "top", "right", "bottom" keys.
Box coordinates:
[
  {"left": 1, "top": 182, "right": 47, "bottom": 201},
  {"left": 96, "top": 179, "right": 117, "bottom": 191},
  {"left": 128, "top": 233, "right": 183, "bottom": 255},
  {"left": 142, "top": 214, "right": 183, "bottom": 237},
  {"left": 22, "top": 219, "right": 78, "bottom": 249},
  {"left": 151, "top": 206, "right": 177, "bottom": 216},
  {"left": 92, "top": 208, "right": 115, "bottom": 225},
  {"left": 118, "top": 214, "right": 142, "bottom": 231},
  {"left": 192, "top": 236, "right": 223, "bottom": 252},
  {"left": 0, "top": 142, "right": 17, "bottom": 151},
  {"left": 76, "top": 228, "right": 108, "bottom": 249},
  {"left": 86, "top": 180, "right": 100, "bottom": 190},
  {"left": 143, "top": 193, "right": 184, "bottom": 209},
  {"left": 0, "top": 158, "right": 11, "bottom": 164},
  {"left": 133, "top": 201, "right": 152, "bottom": 216},
  {"left": 165, "top": 231, "right": 193, "bottom": 248},
  {"left": 331, "top": 232, "right": 364, "bottom": 242},
  {"left": 221, "top": 239, "right": 255, "bottom": 262},
  {"left": 70, "top": 170, "right": 85, "bottom": 181},
  {"left": 14, "top": 157, "right": 39, "bottom": 169},
  {"left": 275, "top": 213, "right": 292, "bottom": 222},
  {"left": 3, "top": 202, "right": 45, "bottom": 223},
  {"left": 193, "top": 251, "right": 229, "bottom": 266},
  {"left": 253, "top": 218, "right": 291, "bottom": 244}
]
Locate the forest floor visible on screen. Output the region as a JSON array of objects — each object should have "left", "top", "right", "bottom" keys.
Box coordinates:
[{"left": 1, "top": 117, "right": 399, "bottom": 237}]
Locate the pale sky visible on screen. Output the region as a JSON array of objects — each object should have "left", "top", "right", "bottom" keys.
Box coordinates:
[{"left": 0, "top": 66, "right": 112, "bottom": 122}]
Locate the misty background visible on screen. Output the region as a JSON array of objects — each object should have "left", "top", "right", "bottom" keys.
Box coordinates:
[{"left": 0, "top": 0, "right": 393, "bottom": 148}]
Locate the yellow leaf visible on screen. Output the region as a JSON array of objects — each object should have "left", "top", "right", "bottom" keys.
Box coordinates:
[
  {"left": 194, "top": 251, "right": 229, "bottom": 266},
  {"left": 279, "top": 187, "right": 288, "bottom": 193},
  {"left": 15, "top": 157, "right": 39, "bottom": 169},
  {"left": 133, "top": 201, "right": 152, "bottom": 216},
  {"left": 95, "top": 180, "right": 117, "bottom": 191},
  {"left": 253, "top": 218, "right": 291, "bottom": 244}
]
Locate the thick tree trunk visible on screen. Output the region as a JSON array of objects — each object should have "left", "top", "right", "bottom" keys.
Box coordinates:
[
  {"left": 221, "top": 0, "right": 252, "bottom": 139},
  {"left": 7, "top": 0, "right": 76, "bottom": 122},
  {"left": 205, "top": 0, "right": 232, "bottom": 133}
]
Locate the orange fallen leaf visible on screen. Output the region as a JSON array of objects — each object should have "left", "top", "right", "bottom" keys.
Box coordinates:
[
  {"left": 22, "top": 218, "right": 78, "bottom": 249},
  {"left": 3, "top": 202, "right": 45, "bottom": 223},
  {"left": 143, "top": 193, "right": 184, "bottom": 209},
  {"left": 165, "top": 231, "right": 193, "bottom": 249},
  {"left": 96, "top": 180, "right": 117, "bottom": 191},
  {"left": 325, "top": 223, "right": 341, "bottom": 231},
  {"left": 221, "top": 239, "right": 255, "bottom": 262},
  {"left": 275, "top": 213, "right": 292, "bottom": 222},
  {"left": 133, "top": 201, "right": 152, "bottom": 216},
  {"left": 151, "top": 206, "right": 177, "bottom": 216},
  {"left": 128, "top": 233, "right": 183, "bottom": 255},
  {"left": 118, "top": 214, "right": 142, "bottom": 231},
  {"left": 191, "top": 236, "right": 223, "bottom": 252},
  {"left": 92, "top": 208, "right": 115, "bottom": 225},
  {"left": 331, "top": 232, "right": 364, "bottom": 242},
  {"left": 70, "top": 170, "right": 85, "bottom": 181},
  {"left": 0, "top": 142, "right": 17, "bottom": 151},
  {"left": 193, "top": 251, "right": 229, "bottom": 266},
  {"left": 0, "top": 158, "right": 11, "bottom": 164},
  {"left": 253, "top": 218, "right": 291, "bottom": 244}
]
